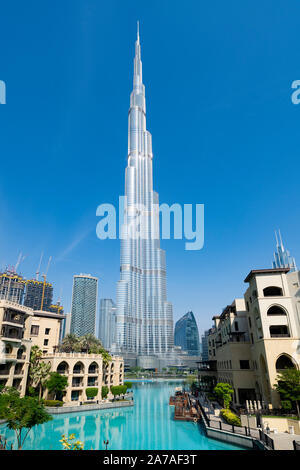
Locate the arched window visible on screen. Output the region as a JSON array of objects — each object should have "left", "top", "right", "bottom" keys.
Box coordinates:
[
  {"left": 57, "top": 361, "right": 69, "bottom": 375},
  {"left": 267, "top": 305, "right": 286, "bottom": 316},
  {"left": 263, "top": 286, "right": 283, "bottom": 297},
  {"left": 276, "top": 354, "right": 296, "bottom": 371},
  {"left": 17, "top": 346, "right": 25, "bottom": 359},
  {"left": 73, "top": 362, "right": 84, "bottom": 375},
  {"left": 88, "top": 362, "right": 99, "bottom": 375}
]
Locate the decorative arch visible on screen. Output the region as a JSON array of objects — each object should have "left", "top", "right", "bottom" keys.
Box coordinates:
[
  {"left": 88, "top": 362, "right": 99, "bottom": 374},
  {"left": 57, "top": 361, "right": 69, "bottom": 375},
  {"left": 263, "top": 286, "right": 283, "bottom": 297},
  {"left": 267, "top": 305, "right": 287, "bottom": 316},
  {"left": 275, "top": 354, "right": 297, "bottom": 372},
  {"left": 73, "top": 361, "right": 84, "bottom": 374},
  {"left": 17, "top": 346, "right": 25, "bottom": 359}
]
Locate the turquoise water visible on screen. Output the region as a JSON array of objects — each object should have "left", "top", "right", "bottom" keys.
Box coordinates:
[{"left": 0, "top": 380, "right": 245, "bottom": 450}]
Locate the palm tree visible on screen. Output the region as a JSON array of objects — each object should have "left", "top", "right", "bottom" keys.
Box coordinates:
[
  {"left": 79, "top": 334, "right": 102, "bottom": 353},
  {"left": 59, "top": 334, "right": 81, "bottom": 353},
  {"left": 28, "top": 346, "right": 51, "bottom": 399}
]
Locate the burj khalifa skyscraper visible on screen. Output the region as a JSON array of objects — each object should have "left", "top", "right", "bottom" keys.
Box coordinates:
[{"left": 114, "top": 25, "right": 174, "bottom": 367}]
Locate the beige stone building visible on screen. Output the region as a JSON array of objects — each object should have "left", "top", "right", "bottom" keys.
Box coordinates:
[
  {"left": 0, "top": 299, "right": 124, "bottom": 402},
  {"left": 198, "top": 268, "right": 300, "bottom": 409},
  {"left": 29, "top": 310, "right": 65, "bottom": 354},
  {"left": 0, "top": 300, "right": 33, "bottom": 396},
  {"left": 41, "top": 352, "right": 124, "bottom": 403}
]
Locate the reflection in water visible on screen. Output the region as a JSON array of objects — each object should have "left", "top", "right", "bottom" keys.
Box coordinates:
[{"left": 0, "top": 381, "right": 244, "bottom": 450}]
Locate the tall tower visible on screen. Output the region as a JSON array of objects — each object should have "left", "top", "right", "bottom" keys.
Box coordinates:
[
  {"left": 273, "top": 230, "right": 297, "bottom": 272},
  {"left": 174, "top": 311, "right": 201, "bottom": 356},
  {"left": 70, "top": 274, "right": 98, "bottom": 336},
  {"left": 115, "top": 25, "right": 174, "bottom": 363}
]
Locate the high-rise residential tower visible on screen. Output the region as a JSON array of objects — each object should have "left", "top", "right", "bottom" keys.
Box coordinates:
[
  {"left": 272, "top": 230, "right": 297, "bottom": 272},
  {"left": 115, "top": 25, "right": 174, "bottom": 365},
  {"left": 24, "top": 279, "right": 53, "bottom": 311},
  {"left": 174, "top": 311, "right": 201, "bottom": 356},
  {"left": 0, "top": 271, "right": 25, "bottom": 304},
  {"left": 98, "top": 299, "right": 116, "bottom": 350},
  {"left": 70, "top": 274, "right": 98, "bottom": 336}
]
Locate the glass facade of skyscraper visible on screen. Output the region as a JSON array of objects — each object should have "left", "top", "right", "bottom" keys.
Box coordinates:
[
  {"left": 174, "top": 311, "right": 200, "bottom": 356},
  {"left": 115, "top": 26, "right": 174, "bottom": 357},
  {"left": 70, "top": 274, "right": 98, "bottom": 337}
]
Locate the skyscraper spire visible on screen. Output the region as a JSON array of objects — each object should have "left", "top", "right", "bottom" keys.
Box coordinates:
[
  {"left": 273, "top": 230, "right": 297, "bottom": 272},
  {"left": 114, "top": 26, "right": 174, "bottom": 363}
]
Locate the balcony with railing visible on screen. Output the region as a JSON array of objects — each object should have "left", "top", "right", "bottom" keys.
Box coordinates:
[
  {"left": 1, "top": 325, "right": 23, "bottom": 341},
  {"left": 197, "top": 360, "right": 217, "bottom": 372},
  {"left": 2, "top": 309, "right": 25, "bottom": 326}
]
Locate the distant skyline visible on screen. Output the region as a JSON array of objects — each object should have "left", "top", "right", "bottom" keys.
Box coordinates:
[{"left": 0, "top": 1, "right": 299, "bottom": 336}]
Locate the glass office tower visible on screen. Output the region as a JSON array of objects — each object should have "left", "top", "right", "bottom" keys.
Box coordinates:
[
  {"left": 115, "top": 26, "right": 174, "bottom": 358},
  {"left": 174, "top": 311, "right": 200, "bottom": 356}
]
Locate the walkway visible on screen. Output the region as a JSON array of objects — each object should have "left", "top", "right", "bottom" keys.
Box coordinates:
[{"left": 198, "top": 393, "right": 299, "bottom": 450}]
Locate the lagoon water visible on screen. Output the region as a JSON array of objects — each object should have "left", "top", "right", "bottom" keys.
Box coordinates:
[{"left": 0, "top": 380, "right": 245, "bottom": 450}]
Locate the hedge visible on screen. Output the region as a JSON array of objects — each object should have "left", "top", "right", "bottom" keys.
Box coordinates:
[
  {"left": 44, "top": 400, "right": 63, "bottom": 407},
  {"left": 220, "top": 409, "right": 241, "bottom": 426},
  {"left": 124, "top": 382, "right": 132, "bottom": 390},
  {"left": 110, "top": 385, "right": 127, "bottom": 396},
  {"left": 86, "top": 388, "right": 98, "bottom": 399},
  {"left": 102, "top": 386, "right": 109, "bottom": 399}
]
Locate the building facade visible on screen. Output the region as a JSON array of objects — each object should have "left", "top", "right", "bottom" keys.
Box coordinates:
[
  {"left": 115, "top": 26, "right": 173, "bottom": 365},
  {"left": 24, "top": 279, "right": 53, "bottom": 312},
  {"left": 174, "top": 311, "right": 200, "bottom": 356},
  {"left": 98, "top": 299, "right": 116, "bottom": 350},
  {"left": 70, "top": 274, "right": 98, "bottom": 337},
  {"left": 198, "top": 268, "right": 300, "bottom": 409},
  {"left": 0, "top": 300, "right": 33, "bottom": 396},
  {"left": 30, "top": 310, "right": 65, "bottom": 354},
  {"left": 42, "top": 352, "right": 124, "bottom": 403},
  {"left": 0, "top": 271, "right": 26, "bottom": 304},
  {"left": 201, "top": 330, "right": 210, "bottom": 362}
]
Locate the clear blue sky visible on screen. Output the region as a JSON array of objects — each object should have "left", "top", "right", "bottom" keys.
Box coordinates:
[{"left": 0, "top": 0, "right": 299, "bottom": 336}]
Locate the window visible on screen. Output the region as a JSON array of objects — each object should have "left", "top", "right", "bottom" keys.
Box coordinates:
[
  {"left": 45, "top": 328, "right": 50, "bottom": 335},
  {"left": 240, "top": 360, "right": 250, "bottom": 370},
  {"left": 234, "top": 322, "right": 239, "bottom": 332},
  {"left": 30, "top": 325, "right": 39, "bottom": 336},
  {"left": 248, "top": 317, "right": 252, "bottom": 328},
  {"left": 267, "top": 305, "right": 286, "bottom": 316},
  {"left": 251, "top": 333, "right": 254, "bottom": 344},
  {"left": 43, "top": 339, "right": 48, "bottom": 346},
  {"left": 269, "top": 325, "right": 290, "bottom": 338},
  {"left": 263, "top": 286, "right": 283, "bottom": 297}
]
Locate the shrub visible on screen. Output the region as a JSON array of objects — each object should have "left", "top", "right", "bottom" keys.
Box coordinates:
[
  {"left": 110, "top": 385, "right": 127, "bottom": 397},
  {"left": 86, "top": 388, "right": 98, "bottom": 399},
  {"left": 220, "top": 409, "right": 241, "bottom": 426},
  {"left": 281, "top": 400, "right": 292, "bottom": 410},
  {"left": 102, "top": 386, "right": 109, "bottom": 399},
  {"left": 124, "top": 382, "right": 132, "bottom": 390},
  {"left": 44, "top": 400, "right": 63, "bottom": 407}
]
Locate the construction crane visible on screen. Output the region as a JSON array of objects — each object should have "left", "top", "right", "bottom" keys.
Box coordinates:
[
  {"left": 40, "top": 256, "right": 52, "bottom": 311},
  {"left": 35, "top": 251, "right": 44, "bottom": 281}
]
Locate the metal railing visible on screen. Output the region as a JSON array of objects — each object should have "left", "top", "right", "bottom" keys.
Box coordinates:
[
  {"left": 293, "top": 440, "right": 300, "bottom": 451},
  {"left": 258, "top": 429, "right": 275, "bottom": 450}
]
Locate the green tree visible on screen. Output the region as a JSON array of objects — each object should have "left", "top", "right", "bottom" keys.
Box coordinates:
[
  {"left": 45, "top": 372, "right": 68, "bottom": 401},
  {"left": 59, "top": 333, "right": 81, "bottom": 353},
  {"left": 214, "top": 383, "right": 234, "bottom": 409},
  {"left": 86, "top": 387, "right": 98, "bottom": 399},
  {"left": 275, "top": 368, "right": 300, "bottom": 418},
  {"left": 0, "top": 390, "right": 52, "bottom": 449},
  {"left": 102, "top": 386, "right": 109, "bottom": 399},
  {"left": 28, "top": 345, "right": 51, "bottom": 400}
]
